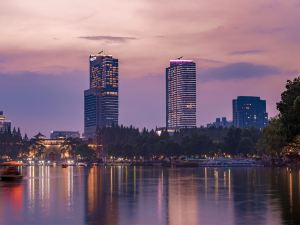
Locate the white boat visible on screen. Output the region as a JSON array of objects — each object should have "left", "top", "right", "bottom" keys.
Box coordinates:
[{"left": 76, "top": 162, "right": 88, "bottom": 167}]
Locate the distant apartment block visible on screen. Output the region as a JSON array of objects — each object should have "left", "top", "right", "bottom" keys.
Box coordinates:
[
  {"left": 233, "top": 96, "right": 268, "bottom": 129},
  {"left": 166, "top": 59, "right": 196, "bottom": 130},
  {"left": 207, "top": 117, "right": 233, "bottom": 128}
]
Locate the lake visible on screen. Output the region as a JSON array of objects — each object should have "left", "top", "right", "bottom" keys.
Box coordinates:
[{"left": 0, "top": 166, "right": 299, "bottom": 225}]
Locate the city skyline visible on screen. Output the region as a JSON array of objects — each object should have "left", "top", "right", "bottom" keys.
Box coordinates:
[
  {"left": 0, "top": 53, "right": 290, "bottom": 137},
  {"left": 0, "top": 0, "right": 299, "bottom": 136}
]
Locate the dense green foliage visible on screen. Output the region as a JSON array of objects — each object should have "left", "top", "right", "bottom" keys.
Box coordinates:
[
  {"left": 0, "top": 128, "right": 29, "bottom": 159},
  {"left": 63, "top": 138, "right": 96, "bottom": 160},
  {"left": 257, "top": 118, "right": 286, "bottom": 155},
  {"left": 97, "top": 126, "right": 262, "bottom": 158},
  {"left": 277, "top": 77, "right": 300, "bottom": 142},
  {"left": 258, "top": 76, "right": 300, "bottom": 154}
]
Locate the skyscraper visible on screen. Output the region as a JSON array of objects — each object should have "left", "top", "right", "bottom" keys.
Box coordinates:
[
  {"left": 166, "top": 59, "right": 196, "bottom": 130},
  {"left": 233, "top": 96, "right": 268, "bottom": 129},
  {"left": 84, "top": 53, "right": 119, "bottom": 139}
]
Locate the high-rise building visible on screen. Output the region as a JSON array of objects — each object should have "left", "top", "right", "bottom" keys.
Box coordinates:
[
  {"left": 0, "top": 111, "right": 11, "bottom": 133},
  {"left": 84, "top": 53, "right": 119, "bottom": 139},
  {"left": 233, "top": 96, "right": 268, "bottom": 129},
  {"left": 166, "top": 59, "right": 196, "bottom": 130}
]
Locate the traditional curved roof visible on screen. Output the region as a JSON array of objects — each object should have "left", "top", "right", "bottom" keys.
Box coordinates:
[{"left": 33, "top": 132, "right": 47, "bottom": 139}]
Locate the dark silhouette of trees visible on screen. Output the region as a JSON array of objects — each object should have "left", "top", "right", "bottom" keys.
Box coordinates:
[
  {"left": 277, "top": 77, "right": 300, "bottom": 143},
  {"left": 0, "top": 127, "right": 28, "bottom": 160},
  {"left": 258, "top": 76, "right": 300, "bottom": 155},
  {"left": 96, "top": 126, "right": 262, "bottom": 158}
]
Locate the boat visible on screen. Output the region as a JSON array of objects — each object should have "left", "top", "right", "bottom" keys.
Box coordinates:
[
  {"left": 77, "top": 162, "right": 88, "bottom": 167},
  {"left": 198, "top": 158, "right": 259, "bottom": 167},
  {"left": 61, "top": 164, "right": 68, "bottom": 168},
  {"left": 0, "top": 166, "right": 23, "bottom": 181}
]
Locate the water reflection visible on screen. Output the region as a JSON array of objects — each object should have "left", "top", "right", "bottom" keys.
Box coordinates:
[
  {"left": 231, "top": 169, "right": 270, "bottom": 225},
  {"left": 1, "top": 166, "right": 300, "bottom": 225},
  {"left": 85, "top": 167, "right": 118, "bottom": 225},
  {"left": 270, "top": 168, "right": 300, "bottom": 225}
]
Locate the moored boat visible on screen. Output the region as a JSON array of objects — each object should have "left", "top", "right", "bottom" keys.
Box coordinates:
[
  {"left": 0, "top": 166, "right": 23, "bottom": 181},
  {"left": 77, "top": 162, "right": 88, "bottom": 167}
]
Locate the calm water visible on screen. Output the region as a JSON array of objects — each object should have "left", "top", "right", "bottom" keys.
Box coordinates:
[{"left": 0, "top": 166, "right": 299, "bottom": 225}]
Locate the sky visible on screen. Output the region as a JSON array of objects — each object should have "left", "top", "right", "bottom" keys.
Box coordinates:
[{"left": 0, "top": 0, "right": 299, "bottom": 137}]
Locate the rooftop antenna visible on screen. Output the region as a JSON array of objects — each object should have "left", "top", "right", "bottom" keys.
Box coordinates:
[
  {"left": 98, "top": 50, "right": 104, "bottom": 55},
  {"left": 177, "top": 56, "right": 183, "bottom": 60}
]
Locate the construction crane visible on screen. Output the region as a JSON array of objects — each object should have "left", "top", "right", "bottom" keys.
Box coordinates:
[
  {"left": 177, "top": 56, "right": 183, "bottom": 60},
  {"left": 98, "top": 50, "right": 104, "bottom": 55}
]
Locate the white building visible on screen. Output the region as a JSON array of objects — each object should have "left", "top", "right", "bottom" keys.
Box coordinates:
[{"left": 166, "top": 59, "right": 197, "bottom": 130}]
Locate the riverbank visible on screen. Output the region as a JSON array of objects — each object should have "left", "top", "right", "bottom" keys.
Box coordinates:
[{"left": 3, "top": 157, "right": 300, "bottom": 168}]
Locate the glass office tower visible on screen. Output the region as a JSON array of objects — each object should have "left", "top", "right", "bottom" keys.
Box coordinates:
[
  {"left": 84, "top": 53, "right": 119, "bottom": 139},
  {"left": 233, "top": 96, "right": 268, "bottom": 129},
  {"left": 166, "top": 59, "right": 196, "bottom": 130}
]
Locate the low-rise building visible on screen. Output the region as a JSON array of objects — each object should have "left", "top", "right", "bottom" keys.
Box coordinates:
[
  {"left": 50, "top": 131, "right": 80, "bottom": 139},
  {"left": 207, "top": 117, "right": 233, "bottom": 128},
  {"left": 0, "top": 111, "right": 11, "bottom": 133}
]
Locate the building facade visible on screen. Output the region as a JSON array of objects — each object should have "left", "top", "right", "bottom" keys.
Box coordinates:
[
  {"left": 207, "top": 117, "right": 233, "bottom": 128},
  {"left": 30, "top": 133, "right": 70, "bottom": 160},
  {"left": 233, "top": 96, "right": 268, "bottom": 129},
  {"left": 50, "top": 131, "right": 80, "bottom": 139},
  {"left": 84, "top": 53, "right": 119, "bottom": 139},
  {"left": 166, "top": 59, "right": 196, "bottom": 130},
  {"left": 0, "top": 111, "right": 11, "bottom": 133}
]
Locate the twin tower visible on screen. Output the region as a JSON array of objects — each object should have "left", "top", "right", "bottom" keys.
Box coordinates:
[{"left": 84, "top": 53, "right": 197, "bottom": 139}]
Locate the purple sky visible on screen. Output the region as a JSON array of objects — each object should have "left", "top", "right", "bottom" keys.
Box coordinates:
[{"left": 0, "top": 0, "right": 299, "bottom": 137}]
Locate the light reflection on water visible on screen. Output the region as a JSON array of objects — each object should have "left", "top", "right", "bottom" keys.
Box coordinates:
[{"left": 0, "top": 166, "right": 300, "bottom": 225}]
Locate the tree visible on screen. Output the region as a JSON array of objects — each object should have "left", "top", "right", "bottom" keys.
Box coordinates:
[
  {"left": 74, "top": 144, "right": 96, "bottom": 161},
  {"left": 257, "top": 118, "right": 286, "bottom": 156},
  {"left": 277, "top": 76, "right": 300, "bottom": 142},
  {"left": 223, "top": 128, "right": 241, "bottom": 154},
  {"left": 237, "top": 137, "right": 255, "bottom": 155}
]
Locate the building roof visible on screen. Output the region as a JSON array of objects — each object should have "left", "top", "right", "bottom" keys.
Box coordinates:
[{"left": 33, "top": 132, "right": 47, "bottom": 139}]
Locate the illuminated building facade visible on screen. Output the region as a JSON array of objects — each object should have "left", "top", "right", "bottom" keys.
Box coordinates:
[
  {"left": 50, "top": 131, "right": 80, "bottom": 139},
  {"left": 84, "top": 53, "right": 119, "bottom": 139},
  {"left": 166, "top": 59, "right": 196, "bottom": 130},
  {"left": 29, "top": 133, "right": 68, "bottom": 160},
  {"left": 233, "top": 96, "right": 268, "bottom": 129},
  {"left": 0, "top": 111, "right": 11, "bottom": 133}
]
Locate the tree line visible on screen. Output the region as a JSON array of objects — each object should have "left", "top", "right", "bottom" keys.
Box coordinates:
[
  {"left": 258, "top": 76, "right": 300, "bottom": 156},
  {"left": 99, "top": 76, "right": 300, "bottom": 158},
  {"left": 97, "top": 125, "right": 262, "bottom": 158},
  {"left": 0, "top": 127, "right": 29, "bottom": 159}
]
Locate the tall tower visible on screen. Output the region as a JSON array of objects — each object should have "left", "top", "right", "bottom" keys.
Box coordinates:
[
  {"left": 166, "top": 59, "right": 196, "bottom": 130},
  {"left": 84, "top": 53, "right": 119, "bottom": 139}
]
